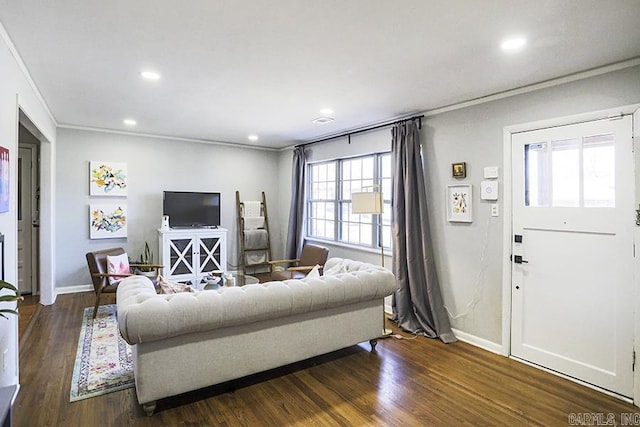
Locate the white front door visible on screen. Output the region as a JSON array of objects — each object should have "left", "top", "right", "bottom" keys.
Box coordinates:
[{"left": 511, "top": 115, "right": 634, "bottom": 397}]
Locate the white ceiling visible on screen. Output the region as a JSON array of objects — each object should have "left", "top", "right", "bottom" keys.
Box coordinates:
[{"left": 1, "top": 0, "right": 639, "bottom": 149}]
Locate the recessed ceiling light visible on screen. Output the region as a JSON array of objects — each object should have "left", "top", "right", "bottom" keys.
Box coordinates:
[
  {"left": 123, "top": 119, "right": 137, "bottom": 126},
  {"left": 140, "top": 71, "right": 160, "bottom": 80},
  {"left": 312, "top": 117, "right": 335, "bottom": 125},
  {"left": 248, "top": 134, "right": 259, "bottom": 142},
  {"left": 501, "top": 37, "right": 527, "bottom": 52},
  {"left": 320, "top": 108, "right": 334, "bottom": 115}
]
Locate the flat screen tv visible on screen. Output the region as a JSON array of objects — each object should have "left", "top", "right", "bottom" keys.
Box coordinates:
[{"left": 163, "top": 191, "right": 221, "bottom": 228}]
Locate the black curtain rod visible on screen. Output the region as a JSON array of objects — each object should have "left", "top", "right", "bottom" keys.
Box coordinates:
[{"left": 296, "top": 114, "right": 424, "bottom": 149}]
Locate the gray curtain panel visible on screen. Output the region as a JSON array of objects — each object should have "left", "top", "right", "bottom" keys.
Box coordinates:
[
  {"left": 391, "top": 119, "right": 456, "bottom": 344},
  {"left": 285, "top": 146, "right": 307, "bottom": 259}
]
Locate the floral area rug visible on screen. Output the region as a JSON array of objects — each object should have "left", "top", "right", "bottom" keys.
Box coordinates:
[{"left": 70, "top": 304, "right": 134, "bottom": 402}]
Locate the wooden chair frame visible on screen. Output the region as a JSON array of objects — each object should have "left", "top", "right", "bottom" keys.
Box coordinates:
[{"left": 86, "top": 247, "right": 163, "bottom": 318}]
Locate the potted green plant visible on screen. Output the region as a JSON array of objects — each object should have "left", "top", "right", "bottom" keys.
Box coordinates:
[
  {"left": 135, "top": 242, "right": 159, "bottom": 279},
  {"left": 0, "top": 280, "right": 22, "bottom": 319}
]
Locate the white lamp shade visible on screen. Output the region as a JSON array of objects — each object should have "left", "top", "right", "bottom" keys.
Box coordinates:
[{"left": 351, "top": 191, "right": 383, "bottom": 214}]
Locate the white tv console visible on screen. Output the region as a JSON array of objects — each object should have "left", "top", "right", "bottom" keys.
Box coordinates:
[{"left": 158, "top": 227, "right": 227, "bottom": 285}]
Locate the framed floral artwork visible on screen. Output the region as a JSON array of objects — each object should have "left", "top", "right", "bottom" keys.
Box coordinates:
[
  {"left": 89, "top": 204, "right": 127, "bottom": 239},
  {"left": 447, "top": 184, "right": 472, "bottom": 222},
  {"left": 89, "top": 161, "right": 127, "bottom": 196}
]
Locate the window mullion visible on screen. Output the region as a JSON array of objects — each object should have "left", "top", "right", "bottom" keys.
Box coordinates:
[
  {"left": 335, "top": 159, "right": 341, "bottom": 241},
  {"left": 373, "top": 154, "right": 381, "bottom": 249}
]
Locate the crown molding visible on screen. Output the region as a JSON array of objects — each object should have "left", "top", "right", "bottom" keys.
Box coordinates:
[
  {"left": 57, "top": 124, "right": 280, "bottom": 152},
  {"left": 0, "top": 21, "right": 57, "bottom": 126}
]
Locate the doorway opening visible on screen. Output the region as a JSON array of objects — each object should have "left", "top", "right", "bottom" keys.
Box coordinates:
[
  {"left": 15, "top": 107, "right": 51, "bottom": 344},
  {"left": 18, "top": 124, "right": 40, "bottom": 297}
]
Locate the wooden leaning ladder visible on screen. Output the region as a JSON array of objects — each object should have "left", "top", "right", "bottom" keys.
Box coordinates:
[{"left": 236, "top": 191, "right": 272, "bottom": 275}]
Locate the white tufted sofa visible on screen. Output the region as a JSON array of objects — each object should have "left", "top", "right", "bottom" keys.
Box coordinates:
[{"left": 116, "top": 258, "right": 397, "bottom": 415}]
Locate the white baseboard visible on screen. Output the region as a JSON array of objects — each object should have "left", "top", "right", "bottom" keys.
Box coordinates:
[
  {"left": 451, "top": 328, "right": 502, "bottom": 355},
  {"left": 56, "top": 284, "right": 93, "bottom": 295}
]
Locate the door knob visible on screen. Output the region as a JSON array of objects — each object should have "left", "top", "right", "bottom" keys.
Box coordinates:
[{"left": 513, "top": 255, "right": 528, "bottom": 264}]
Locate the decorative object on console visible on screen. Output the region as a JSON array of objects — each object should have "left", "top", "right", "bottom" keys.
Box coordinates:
[
  {"left": 89, "top": 161, "right": 127, "bottom": 196},
  {"left": 223, "top": 273, "right": 235, "bottom": 287},
  {"left": 351, "top": 186, "right": 391, "bottom": 336},
  {"left": 447, "top": 184, "right": 473, "bottom": 222},
  {"left": 452, "top": 162, "right": 466, "bottom": 178},
  {"left": 89, "top": 204, "right": 127, "bottom": 239},
  {"left": 160, "top": 215, "right": 170, "bottom": 231},
  {"left": 204, "top": 272, "right": 222, "bottom": 287},
  {"left": 0, "top": 146, "right": 9, "bottom": 213}
]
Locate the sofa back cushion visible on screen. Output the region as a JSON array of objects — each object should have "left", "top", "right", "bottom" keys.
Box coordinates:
[{"left": 117, "top": 258, "right": 396, "bottom": 345}]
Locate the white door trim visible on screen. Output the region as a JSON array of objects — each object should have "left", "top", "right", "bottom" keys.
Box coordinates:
[
  {"left": 17, "top": 104, "right": 55, "bottom": 305},
  {"left": 634, "top": 106, "right": 640, "bottom": 404},
  {"left": 501, "top": 103, "right": 640, "bottom": 401}
]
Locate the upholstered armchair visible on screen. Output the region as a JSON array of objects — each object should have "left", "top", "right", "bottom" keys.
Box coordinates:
[
  {"left": 85, "top": 247, "right": 163, "bottom": 318},
  {"left": 268, "top": 244, "right": 329, "bottom": 281}
]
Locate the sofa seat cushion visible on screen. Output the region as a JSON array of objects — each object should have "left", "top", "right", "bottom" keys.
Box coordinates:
[{"left": 117, "top": 258, "right": 396, "bottom": 345}]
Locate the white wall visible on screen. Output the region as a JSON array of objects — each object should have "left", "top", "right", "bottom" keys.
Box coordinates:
[
  {"left": 55, "top": 128, "right": 281, "bottom": 288},
  {"left": 0, "top": 28, "right": 56, "bottom": 387},
  {"left": 278, "top": 64, "right": 640, "bottom": 346}
]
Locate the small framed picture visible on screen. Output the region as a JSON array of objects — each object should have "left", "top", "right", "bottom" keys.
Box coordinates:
[
  {"left": 89, "top": 161, "right": 128, "bottom": 197},
  {"left": 89, "top": 204, "right": 128, "bottom": 239},
  {"left": 447, "top": 184, "right": 472, "bottom": 223},
  {"left": 452, "top": 162, "right": 466, "bottom": 178}
]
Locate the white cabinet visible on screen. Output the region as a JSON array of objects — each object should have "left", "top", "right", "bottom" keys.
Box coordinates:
[{"left": 159, "top": 228, "right": 227, "bottom": 284}]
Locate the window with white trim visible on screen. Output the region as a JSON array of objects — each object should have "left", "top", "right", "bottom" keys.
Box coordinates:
[{"left": 307, "top": 152, "right": 391, "bottom": 250}]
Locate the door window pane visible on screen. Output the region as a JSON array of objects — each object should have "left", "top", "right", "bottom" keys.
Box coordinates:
[
  {"left": 583, "top": 134, "right": 614, "bottom": 207},
  {"left": 525, "top": 135, "right": 614, "bottom": 208},
  {"left": 525, "top": 142, "right": 550, "bottom": 207},
  {"left": 551, "top": 139, "right": 580, "bottom": 207}
]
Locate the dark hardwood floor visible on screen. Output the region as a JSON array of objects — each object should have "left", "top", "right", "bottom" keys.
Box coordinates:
[
  {"left": 14, "top": 291, "right": 638, "bottom": 426},
  {"left": 18, "top": 294, "right": 40, "bottom": 348}
]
